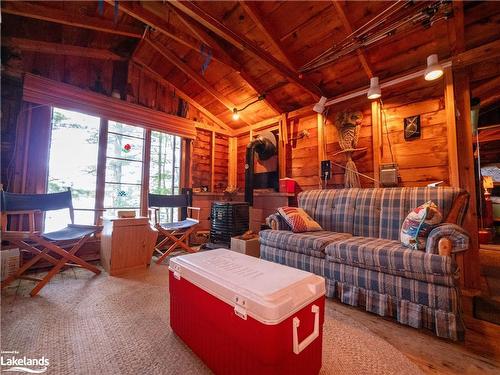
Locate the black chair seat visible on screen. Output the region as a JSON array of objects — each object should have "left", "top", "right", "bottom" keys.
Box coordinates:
[
  {"left": 159, "top": 219, "right": 198, "bottom": 231},
  {"left": 42, "top": 226, "right": 97, "bottom": 242}
]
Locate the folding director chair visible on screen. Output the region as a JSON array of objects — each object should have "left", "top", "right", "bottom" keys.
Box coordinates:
[
  {"left": 1, "top": 189, "right": 103, "bottom": 297},
  {"left": 148, "top": 190, "right": 200, "bottom": 264}
]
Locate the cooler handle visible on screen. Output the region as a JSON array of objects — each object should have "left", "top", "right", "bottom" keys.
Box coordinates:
[{"left": 292, "top": 305, "right": 320, "bottom": 355}]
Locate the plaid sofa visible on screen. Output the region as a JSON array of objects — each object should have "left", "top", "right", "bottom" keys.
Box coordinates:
[{"left": 260, "top": 187, "right": 470, "bottom": 340}]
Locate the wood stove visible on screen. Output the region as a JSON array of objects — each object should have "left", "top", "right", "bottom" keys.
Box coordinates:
[{"left": 208, "top": 201, "right": 249, "bottom": 248}]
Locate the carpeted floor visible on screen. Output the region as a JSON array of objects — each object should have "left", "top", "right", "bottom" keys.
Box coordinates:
[{"left": 1, "top": 263, "right": 423, "bottom": 375}]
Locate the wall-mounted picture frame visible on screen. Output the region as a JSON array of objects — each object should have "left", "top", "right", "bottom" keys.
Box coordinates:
[{"left": 404, "top": 115, "right": 421, "bottom": 140}]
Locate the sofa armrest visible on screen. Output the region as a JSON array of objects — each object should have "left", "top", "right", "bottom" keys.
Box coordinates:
[
  {"left": 426, "top": 224, "right": 470, "bottom": 256},
  {"left": 266, "top": 213, "right": 291, "bottom": 231}
]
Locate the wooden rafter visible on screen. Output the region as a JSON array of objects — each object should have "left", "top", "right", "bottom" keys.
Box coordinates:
[
  {"left": 158, "top": 2, "right": 282, "bottom": 114},
  {"left": 108, "top": 0, "right": 241, "bottom": 72},
  {"left": 131, "top": 58, "right": 232, "bottom": 135},
  {"left": 238, "top": 1, "right": 297, "bottom": 71},
  {"left": 3, "top": 37, "right": 125, "bottom": 61},
  {"left": 1, "top": 1, "right": 143, "bottom": 38},
  {"left": 144, "top": 37, "right": 254, "bottom": 125},
  {"left": 331, "top": 1, "right": 373, "bottom": 79},
  {"left": 167, "top": 5, "right": 214, "bottom": 48},
  {"left": 169, "top": 1, "right": 322, "bottom": 101}
]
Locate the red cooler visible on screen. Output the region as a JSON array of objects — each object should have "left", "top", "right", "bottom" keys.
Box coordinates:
[{"left": 169, "top": 249, "right": 325, "bottom": 375}]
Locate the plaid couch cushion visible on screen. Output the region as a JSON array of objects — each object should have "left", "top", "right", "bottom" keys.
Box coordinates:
[
  {"left": 324, "top": 236, "right": 457, "bottom": 286},
  {"left": 259, "top": 229, "right": 351, "bottom": 258}
]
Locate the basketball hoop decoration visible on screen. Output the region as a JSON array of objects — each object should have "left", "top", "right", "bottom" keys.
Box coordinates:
[
  {"left": 123, "top": 143, "right": 132, "bottom": 153},
  {"left": 333, "top": 110, "right": 366, "bottom": 188}
]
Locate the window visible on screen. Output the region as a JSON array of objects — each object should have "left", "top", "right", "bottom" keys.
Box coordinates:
[
  {"left": 149, "top": 131, "right": 181, "bottom": 223},
  {"left": 46, "top": 107, "right": 183, "bottom": 227},
  {"left": 104, "top": 121, "right": 145, "bottom": 217},
  {"left": 46, "top": 108, "right": 100, "bottom": 231}
]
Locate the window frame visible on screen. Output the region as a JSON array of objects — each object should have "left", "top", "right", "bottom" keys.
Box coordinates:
[{"left": 46, "top": 109, "right": 185, "bottom": 225}]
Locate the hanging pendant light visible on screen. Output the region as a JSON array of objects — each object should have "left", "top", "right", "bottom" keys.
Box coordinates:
[
  {"left": 367, "top": 77, "right": 381, "bottom": 100},
  {"left": 424, "top": 54, "right": 443, "bottom": 81},
  {"left": 313, "top": 96, "right": 328, "bottom": 113}
]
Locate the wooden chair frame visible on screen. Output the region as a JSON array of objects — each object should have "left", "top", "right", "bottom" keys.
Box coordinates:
[
  {"left": 149, "top": 206, "right": 200, "bottom": 264},
  {"left": 1, "top": 191, "right": 104, "bottom": 297}
]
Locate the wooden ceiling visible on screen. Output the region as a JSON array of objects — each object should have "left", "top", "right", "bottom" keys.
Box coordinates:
[{"left": 2, "top": 1, "right": 499, "bottom": 130}]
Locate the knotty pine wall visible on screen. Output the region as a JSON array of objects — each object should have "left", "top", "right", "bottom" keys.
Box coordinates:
[
  {"left": 236, "top": 79, "right": 449, "bottom": 192},
  {"left": 1, "top": 53, "right": 227, "bottom": 194}
]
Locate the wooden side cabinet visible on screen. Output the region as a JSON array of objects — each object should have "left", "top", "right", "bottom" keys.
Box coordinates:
[{"left": 100, "top": 217, "right": 158, "bottom": 276}]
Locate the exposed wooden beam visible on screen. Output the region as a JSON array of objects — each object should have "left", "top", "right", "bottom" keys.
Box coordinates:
[
  {"left": 444, "top": 68, "right": 459, "bottom": 187},
  {"left": 239, "top": 1, "right": 297, "bottom": 71},
  {"left": 449, "top": 0, "right": 480, "bottom": 290},
  {"left": 371, "top": 101, "right": 382, "bottom": 187},
  {"left": 1, "top": 1, "right": 143, "bottom": 38},
  {"left": 131, "top": 58, "right": 233, "bottom": 135},
  {"left": 169, "top": 1, "right": 322, "bottom": 101},
  {"left": 331, "top": 1, "right": 373, "bottom": 79},
  {"left": 143, "top": 38, "right": 254, "bottom": 126},
  {"left": 161, "top": 3, "right": 282, "bottom": 114},
  {"left": 453, "top": 38, "right": 500, "bottom": 69},
  {"left": 110, "top": 0, "right": 241, "bottom": 72},
  {"left": 210, "top": 131, "right": 216, "bottom": 192},
  {"left": 3, "top": 37, "right": 125, "bottom": 61},
  {"left": 167, "top": 5, "right": 214, "bottom": 48}
]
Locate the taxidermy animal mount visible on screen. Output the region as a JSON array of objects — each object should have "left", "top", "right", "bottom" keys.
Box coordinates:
[{"left": 332, "top": 110, "right": 366, "bottom": 188}]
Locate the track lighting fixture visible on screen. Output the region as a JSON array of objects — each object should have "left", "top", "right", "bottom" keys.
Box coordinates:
[
  {"left": 367, "top": 77, "right": 381, "bottom": 100},
  {"left": 313, "top": 96, "right": 327, "bottom": 114},
  {"left": 424, "top": 54, "right": 443, "bottom": 81}
]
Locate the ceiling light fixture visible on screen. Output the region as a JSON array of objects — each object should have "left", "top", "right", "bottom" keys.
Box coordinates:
[
  {"left": 313, "top": 96, "right": 328, "bottom": 114},
  {"left": 424, "top": 54, "right": 444, "bottom": 81},
  {"left": 232, "top": 94, "right": 266, "bottom": 121},
  {"left": 367, "top": 77, "right": 381, "bottom": 100}
]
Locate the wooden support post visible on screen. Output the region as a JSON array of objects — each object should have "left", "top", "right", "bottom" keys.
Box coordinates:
[
  {"left": 278, "top": 113, "right": 288, "bottom": 179},
  {"left": 141, "top": 129, "right": 151, "bottom": 217},
  {"left": 95, "top": 118, "right": 108, "bottom": 224},
  {"left": 317, "top": 113, "right": 326, "bottom": 178},
  {"left": 454, "top": 70, "right": 480, "bottom": 289},
  {"left": 211, "top": 131, "right": 216, "bottom": 192},
  {"left": 371, "top": 100, "right": 382, "bottom": 187},
  {"left": 180, "top": 138, "right": 192, "bottom": 189},
  {"left": 444, "top": 68, "right": 460, "bottom": 187},
  {"left": 228, "top": 137, "right": 238, "bottom": 188}
]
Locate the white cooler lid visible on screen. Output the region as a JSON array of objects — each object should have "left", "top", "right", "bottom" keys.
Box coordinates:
[{"left": 169, "top": 249, "right": 325, "bottom": 324}]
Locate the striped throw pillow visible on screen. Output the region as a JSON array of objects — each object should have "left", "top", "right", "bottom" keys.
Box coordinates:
[{"left": 277, "top": 207, "right": 322, "bottom": 233}]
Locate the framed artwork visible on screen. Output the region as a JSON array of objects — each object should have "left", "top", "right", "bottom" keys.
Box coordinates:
[{"left": 404, "top": 115, "right": 421, "bottom": 140}]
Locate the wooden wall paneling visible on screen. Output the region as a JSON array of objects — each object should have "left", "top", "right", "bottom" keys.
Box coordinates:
[
  {"left": 454, "top": 70, "right": 480, "bottom": 290},
  {"left": 213, "top": 134, "right": 229, "bottom": 191},
  {"left": 371, "top": 100, "right": 382, "bottom": 187},
  {"left": 95, "top": 118, "right": 108, "bottom": 224},
  {"left": 228, "top": 137, "right": 238, "bottom": 187},
  {"left": 444, "top": 67, "right": 460, "bottom": 187},
  {"left": 180, "top": 138, "right": 192, "bottom": 189},
  {"left": 211, "top": 131, "right": 215, "bottom": 192},
  {"left": 191, "top": 129, "right": 212, "bottom": 189},
  {"left": 278, "top": 113, "right": 288, "bottom": 179}
]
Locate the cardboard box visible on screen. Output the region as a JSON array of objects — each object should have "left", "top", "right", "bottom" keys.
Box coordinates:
[
  {"left": 1, "top": 248, "right": 20, "bottom": 281},
  {"left": 230, "top": 236, "right": 260, "bottom": 258}
]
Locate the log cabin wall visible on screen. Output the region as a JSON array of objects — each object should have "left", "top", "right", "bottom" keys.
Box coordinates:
[
  {"left": 191, "top": 129, "right": 212, "bottom": 189},
  {"left": 236, "top": 80, "right": 448, "bottom": 192}
]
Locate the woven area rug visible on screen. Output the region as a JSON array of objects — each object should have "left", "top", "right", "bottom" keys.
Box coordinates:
[{"left": 1, "top": 263, "right": 422, "bottom": 375}]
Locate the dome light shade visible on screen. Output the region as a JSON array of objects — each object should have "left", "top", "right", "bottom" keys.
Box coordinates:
[
  {"left": 232, "top": 108, "right": 240, "bottom": 121},
  {"left": 313, "top": 96, "right": 327, "bottom": 113},
  {"left": 424, "top": 54, "right": 443, "bottom": 81},
  {"left": 367, "top": 77, "right": 381, "bottom": 100}
]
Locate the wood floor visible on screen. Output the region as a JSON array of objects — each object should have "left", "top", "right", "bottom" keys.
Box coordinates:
[{"left": 2, "top": 264, "right": 500, "bottom": 375}]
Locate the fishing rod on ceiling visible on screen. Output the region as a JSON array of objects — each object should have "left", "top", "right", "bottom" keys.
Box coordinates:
[{"left": 300, "top": 0, "right": 453, "bottom": 74}]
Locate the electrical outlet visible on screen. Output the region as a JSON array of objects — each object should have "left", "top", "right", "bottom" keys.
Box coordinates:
[{"left": 321, "top": 160, "right": 331, "bottom": 180}]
